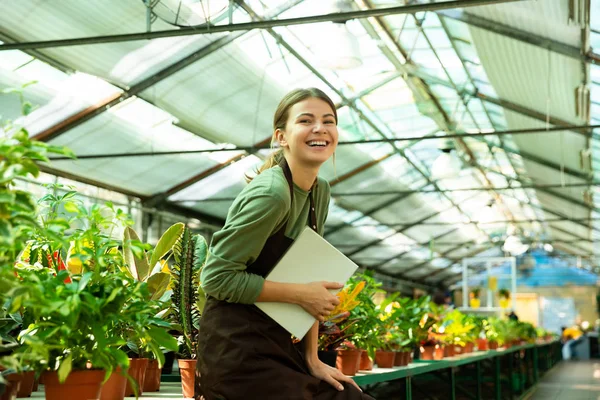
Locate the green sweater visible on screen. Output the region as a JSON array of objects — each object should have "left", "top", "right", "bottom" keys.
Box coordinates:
[{"left": 200, "top": 166, "right": 330, "bottom": 304}]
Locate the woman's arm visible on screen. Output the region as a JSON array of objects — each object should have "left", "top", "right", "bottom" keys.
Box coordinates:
[
  {"left": 256, "top": 281, "right": 343, "bottom": 321},
  {"left": 304, "top": 320, "right": 362, "bottom": 392}
]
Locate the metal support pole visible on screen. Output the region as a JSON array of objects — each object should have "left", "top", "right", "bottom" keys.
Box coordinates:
[
  {"left": 476, "top": 360, "right": 482, "bottom": 400},
  {"left": 405, "top": 376, "right": 412, "bottom": 400},
  {"left": 508, "top": 352, "right": 514, "bottom": 399},
  {"left": 494, "top": 356, "right": 502, "bottom": 400},
  {"left": 449, "top": 367, "right": 457, "bottom": 400}
]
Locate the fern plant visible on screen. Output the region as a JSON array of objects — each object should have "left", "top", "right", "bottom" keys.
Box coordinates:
[{"left": 169, "top": 227, "right": 208, "bottom": 359}]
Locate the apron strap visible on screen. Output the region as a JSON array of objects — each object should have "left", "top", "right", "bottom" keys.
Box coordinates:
[{"left": 278, "top": 157, "right": 318, "bottom": 232}]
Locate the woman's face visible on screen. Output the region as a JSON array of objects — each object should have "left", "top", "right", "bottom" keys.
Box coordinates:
[{"left": 276, "top": 97, "right": 338, "bottom": 168}]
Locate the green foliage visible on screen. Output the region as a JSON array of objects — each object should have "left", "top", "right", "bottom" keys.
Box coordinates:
[
  {"left": 338, "top": 271, "right": 384, "bottom": 360},
  {"left": 122, "top": 222, "right": 184, "bottom": 300},
  {"left": 437, "top": 309, "right": 477, "bottom": 346},
  {"left": 168, "top": 227, "right": 208, "bottom": 359},
  {"left": 0, "top": 86, "right": 73, "bottom": 265},
  {"left": 5, "top": 268, "right": 134, "bottom": 382}
]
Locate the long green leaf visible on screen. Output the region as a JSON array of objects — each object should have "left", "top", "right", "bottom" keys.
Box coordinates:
[
  {"left": 147, "top": 326, "right": 179, "bottom": 352},
  {"left": 149, "top": 223, "right": 184, "bottom": 269},
  {"left": 58, "top": 353, "right": 72, "bottom": 383},
  {"left": 123, "top": 227, "right": 149, "bottom": 281},
  {"left": 147, "top": 272, "right": 171, "bottom": 301}
]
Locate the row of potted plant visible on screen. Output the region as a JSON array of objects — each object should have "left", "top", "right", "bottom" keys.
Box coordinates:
[
  {"left": 317, "top": 273, "right": 556, "bottom": 376},
  {"left": 0, "top": 123, "right": 207, "bottom": 399}
]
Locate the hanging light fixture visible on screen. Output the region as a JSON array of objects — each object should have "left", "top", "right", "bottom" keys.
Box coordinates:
[
  {"left": 431, "top": 139, "right": 462, "bottom": 180},
  {"left": 311, "top": 0, "right": 362, "bottom": 70},
  {"left": 503, "top": 235, "right": 529, "bottom": 256}
]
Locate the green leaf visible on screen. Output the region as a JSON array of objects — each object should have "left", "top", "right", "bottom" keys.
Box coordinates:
[
  {"left": 57, "top": 353, "right": 73, "bottom": 383},
  {"left": 149, "top": 222, "right": 184, "bottom": 269},
  {"left": 147, "top": 272, "right": 171, "bottom": 301},
  {"left": 77, "top": 272, "right": 93, "bottom": 292},
  {"left": 147, "top": 326, "right": 178, "bottom": 352},
  {"left": 63, "top": 201, "right": 79, "bottom": 213},
  {"left": 0, "top": 192, "right": 16, "bottom": 204},
  {"left": 193, "top": 235, "right": 208, "bottom": 269},
  {"left": 0, "top": 219, "right": 12, "bottom": 238},
  {"left": 22, "top": 101, "right": 33, "bottom": 116},
  {"left": 123, "top": 227, "right": 149, "bottom": 281},
  {"left": 14, "top": 190, "right": 36, "bottom": 212}
]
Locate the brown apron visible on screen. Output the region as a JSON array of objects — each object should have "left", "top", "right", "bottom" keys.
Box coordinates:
[{"left": 195, "top": 160, "right": 374, "bottom": 400}]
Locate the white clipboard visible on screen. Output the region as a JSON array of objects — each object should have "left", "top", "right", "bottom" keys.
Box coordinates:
[{"left": 255, "top": 226, "right": 359, "bottom": 339}]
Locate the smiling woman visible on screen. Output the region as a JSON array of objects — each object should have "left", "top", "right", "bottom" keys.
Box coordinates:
[{"left": 195, "top": 88, "right": 374, "bottom": 400}]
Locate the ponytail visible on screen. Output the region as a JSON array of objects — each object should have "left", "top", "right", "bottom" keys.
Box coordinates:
[{"left": 245, "top": 148, "right": 283, "bottom": 183}]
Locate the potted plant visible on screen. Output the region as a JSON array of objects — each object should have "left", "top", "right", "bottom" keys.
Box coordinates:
[
  {"left": 388, "top": 297, "right": 426, "bottom": 366},
  {"left": 120, "top": 223, "right": 183, "bottom": 395},
  {"left": 498, "top": 288, "right": 511, "bottom": 309},
  {"left": 166, "top": 227, "right": 207, "bottom": 399},
  {"left": 469, "top": 288, "right": 481, "bottom": 308},
  {"left": 8, "top": 186, "right": 178, "bottom": 400},
  {"left": 338, "top": 272, "right": 383, "bottom": 373},
  {"left": 417, "top": 301, "right": 445, "bottom": 360},
  {"left": 318, "top": 281, "right": 364, "bottom": 367},
  {"left": 372, "top": 294, "right": 400, "bottom": 368}
]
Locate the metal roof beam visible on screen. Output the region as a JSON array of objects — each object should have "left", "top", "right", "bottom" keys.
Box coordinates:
[
  {"left": 170, "top": 182, "right": 599, "bottom": 203},
  {"left": 409, "top": 244, "right": 495, "bottom": 280},
  {"left": 0, "top": 0, "right": 522, "bottom": 51},
  {"left": 437, "top": 9, "right": 600, "bottom": 64},
  {"left": 38, "top": 164, "right": 225, "bottom": 227},
  {"left": 30, "top": 1, "right": 302, "bottom": 143},
  {"left": 323, "top": 182, "right": 431, "bottom": 237},
  {"left": 47, "top": 124, "right": 600, "bottom": 161},
  {"left": 366, "top": 227, "right": 461, "bottom": 270}
]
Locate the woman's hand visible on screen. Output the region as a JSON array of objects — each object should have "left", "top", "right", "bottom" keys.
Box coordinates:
[
  {"left": 297, "top": 281, "right": 342, "bottom": 321},
  {"left": 307, "top": 359, "right": 362, "bottom": 392}
]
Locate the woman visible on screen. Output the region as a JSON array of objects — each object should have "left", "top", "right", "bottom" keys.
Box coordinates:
[{"left": 196, "top": 88, "right": 374, "bottom": 400}]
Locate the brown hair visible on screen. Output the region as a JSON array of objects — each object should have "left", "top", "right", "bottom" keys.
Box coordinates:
[{"left": 247, "top": 88, "right": 337, "bottom": 182}]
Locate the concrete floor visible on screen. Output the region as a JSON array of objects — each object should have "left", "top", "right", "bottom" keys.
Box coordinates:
[{"left": 531, "top": 360, "right": 600, "bottom": 400}]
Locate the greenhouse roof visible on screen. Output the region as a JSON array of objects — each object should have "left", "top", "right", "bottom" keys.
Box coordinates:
[{"left": 1, "top": 0, "right": 598, "bottom": 291}]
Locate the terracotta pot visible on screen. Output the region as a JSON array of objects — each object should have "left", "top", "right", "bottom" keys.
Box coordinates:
[
  {"left": 395, "top": 351, "right": 411, "bottom": 367},
  {"left": 359, "top": 351, "right": 373, "bottom": 371},
  {"left": 99, "top": 367, "right": 127, "bottom": 400},
  {"left": 318, "top": 350, "right": 338, "bottom": 368},
  {"left": 444, "top": 345, "right": 455, "bottom": 357},
  {"left": 434, "top": 346, "right": 445, "bottom": 360},
  {"left": 477, "top": 338, "right": 488, "bottom": 351},
  {"left": 375, "top": 351, "right": 395, "bottom": 368},
  {"left": 393, "top": 352, "right": 403, "bottom": 366},
  {"left": 489, "top": 341, "right": 499, "bottom": 350},
  {"left": 16, "top": 371, "right": 35, "bottom": 398},
  {"left": 124, "top": 358, "right": 148, "bottom": 397},
  {"left": 178, "top": 359, "right": 197, "bottom": 399},
  {"left": 404, "top": 351, "right": 413, "bottom": 366},
  {"left": 464, "top": 343, "right": 474, "bottom": 354},
  {"left": 420, "top": 345, "right": 435, "bottom": 360},
  {"left": 1, "top": 372, "right": 22, "bottom": 400},
  {"left": 143, "top": 359, "right": 161, "bottom": 392},
  {"left": 43, "top": 370, "right": 104, "bottom": 400},
  {"left": 31, "top": 378, "right": 38, "bottom": 393},
  {"left": 336, "top": 350, "right": 361, "bottom": 376}
]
